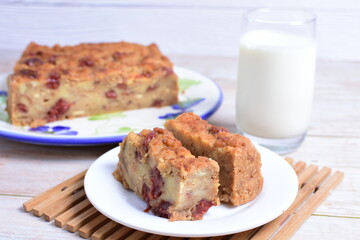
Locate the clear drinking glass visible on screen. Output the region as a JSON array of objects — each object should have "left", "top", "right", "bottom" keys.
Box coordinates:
[{"left": 236, "top": 8, "right": 316, "bottom": 154}]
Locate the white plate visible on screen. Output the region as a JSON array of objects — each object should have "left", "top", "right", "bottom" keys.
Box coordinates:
[
  {"left": 0, "top": 66, "right": 222, "bottom": 145},
  {"left": 84, "top": 144, "right": 298, "bottom": 237}
]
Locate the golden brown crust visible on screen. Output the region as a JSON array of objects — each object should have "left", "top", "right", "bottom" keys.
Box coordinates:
[
  {"left": 12, "top": 42, "right": 173, "bottom": 83},
  {"left": 132, "top": 128, "right": 219, "bottom": 177},
  {"left": 164, "top": 113, "right": 264, "bottom": 206}
]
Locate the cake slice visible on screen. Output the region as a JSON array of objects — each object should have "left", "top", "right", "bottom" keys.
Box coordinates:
[
  {"left": 164, "top": 113, "right": 263, "bottom": 206},
  {"left": 7, "top": 41, "right": 178, "bottom": 127},
  {"left": 113, "top": 127, "right": 220, "bottom": 221}
]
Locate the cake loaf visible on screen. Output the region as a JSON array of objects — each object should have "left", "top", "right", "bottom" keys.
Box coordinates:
[
  {"left": 7, "top": 42, "right": 178, "bottom": 127},
  {"left": 113, "top": 127, "right": 220, "bottom": 221},
  {"left": 164, "top": 113, "right": 263, "bottom": 206}
]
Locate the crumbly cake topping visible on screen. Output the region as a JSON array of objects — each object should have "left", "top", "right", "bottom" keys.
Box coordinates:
[
  {"left": 139, "top": 128, "right": 192, "bottom": 158},
  {"left": 138, "top": 128, "right": 216, "bottom": 174},
  {"left": 168, "top": 112, "right": 251, "bottom": 148},
  {"left": 167, "top": 156, "right": 216, "bottom": 173},
  {"left": 12, "top": 42, "right": 174, "bottom": 83}
]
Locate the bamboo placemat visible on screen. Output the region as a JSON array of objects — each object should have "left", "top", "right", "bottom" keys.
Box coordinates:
[{"left": 23, "top": 158, "right": 343, "bottom": 240}]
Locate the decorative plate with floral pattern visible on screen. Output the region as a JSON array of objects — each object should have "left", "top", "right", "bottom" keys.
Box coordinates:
[{"left": 0, "top": 66, "right": 222, "bottom": 145}]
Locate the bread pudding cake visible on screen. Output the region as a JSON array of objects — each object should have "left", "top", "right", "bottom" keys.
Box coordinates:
[
  {"left": 7, "top": 42, "right": 178, "bottom": 127},
  {"left": 165, "top": 113, "right": 263, "bottom": 206},
  {"left": 113, "top": 127, "right": 220, "bottom": 221}
]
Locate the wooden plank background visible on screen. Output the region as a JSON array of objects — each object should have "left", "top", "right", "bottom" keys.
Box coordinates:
[{"left": 0, "top": 0, "right": 360, "bottom": 61}]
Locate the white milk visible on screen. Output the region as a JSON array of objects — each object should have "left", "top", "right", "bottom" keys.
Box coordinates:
[{"left": 236, "top": 30, "right": 316, "bottom": 139}]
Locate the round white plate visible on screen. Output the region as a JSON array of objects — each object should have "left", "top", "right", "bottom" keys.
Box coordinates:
[
  {"left": 84, "top": 144, "right": 298, "bottom": 237},
  {"left": 0, "top": 66, "right": 222, "bottom": 145}
]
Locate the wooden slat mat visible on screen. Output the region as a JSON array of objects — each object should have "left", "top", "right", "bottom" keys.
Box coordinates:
[{"left": 23, "top": 158, "right": 343, "bottom": 240}]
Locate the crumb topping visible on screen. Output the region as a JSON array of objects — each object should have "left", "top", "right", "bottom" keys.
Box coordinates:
[
  {"left": 137, "top": 128, "right": 217, "bottom": 173},
  {"left": 11, "top": 42, "right": 174, "bottom": 83},
  {"left": 166, "top": 112, "right": 251, "bottom": 148}
]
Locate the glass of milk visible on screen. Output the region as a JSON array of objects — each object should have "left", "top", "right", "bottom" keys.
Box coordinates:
[{"left": 236, "top": 8, "right": 316, "bottom": 154}]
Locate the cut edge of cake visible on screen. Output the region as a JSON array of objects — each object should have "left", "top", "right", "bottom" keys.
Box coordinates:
[
  {"left": 164, "top": 112, "right": 264, "bottom": 206},
  {"left": 113, "top": 127, "right": 220, "bottom": 221}
]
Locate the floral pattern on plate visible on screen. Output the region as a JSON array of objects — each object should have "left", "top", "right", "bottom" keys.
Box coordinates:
[
  {"left": 158, "top": 98, "right": 205, "bottom": 120},
  {"left": 30, "top": 125, "right": 78, "bottom": 135},
  {"left": 0, "top": 91, "right": 9, "bottom": 123}
]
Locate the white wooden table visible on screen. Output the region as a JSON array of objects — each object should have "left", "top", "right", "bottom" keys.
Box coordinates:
[{"left": 0, "top": 51, "right": 359, "bottom": 239}]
